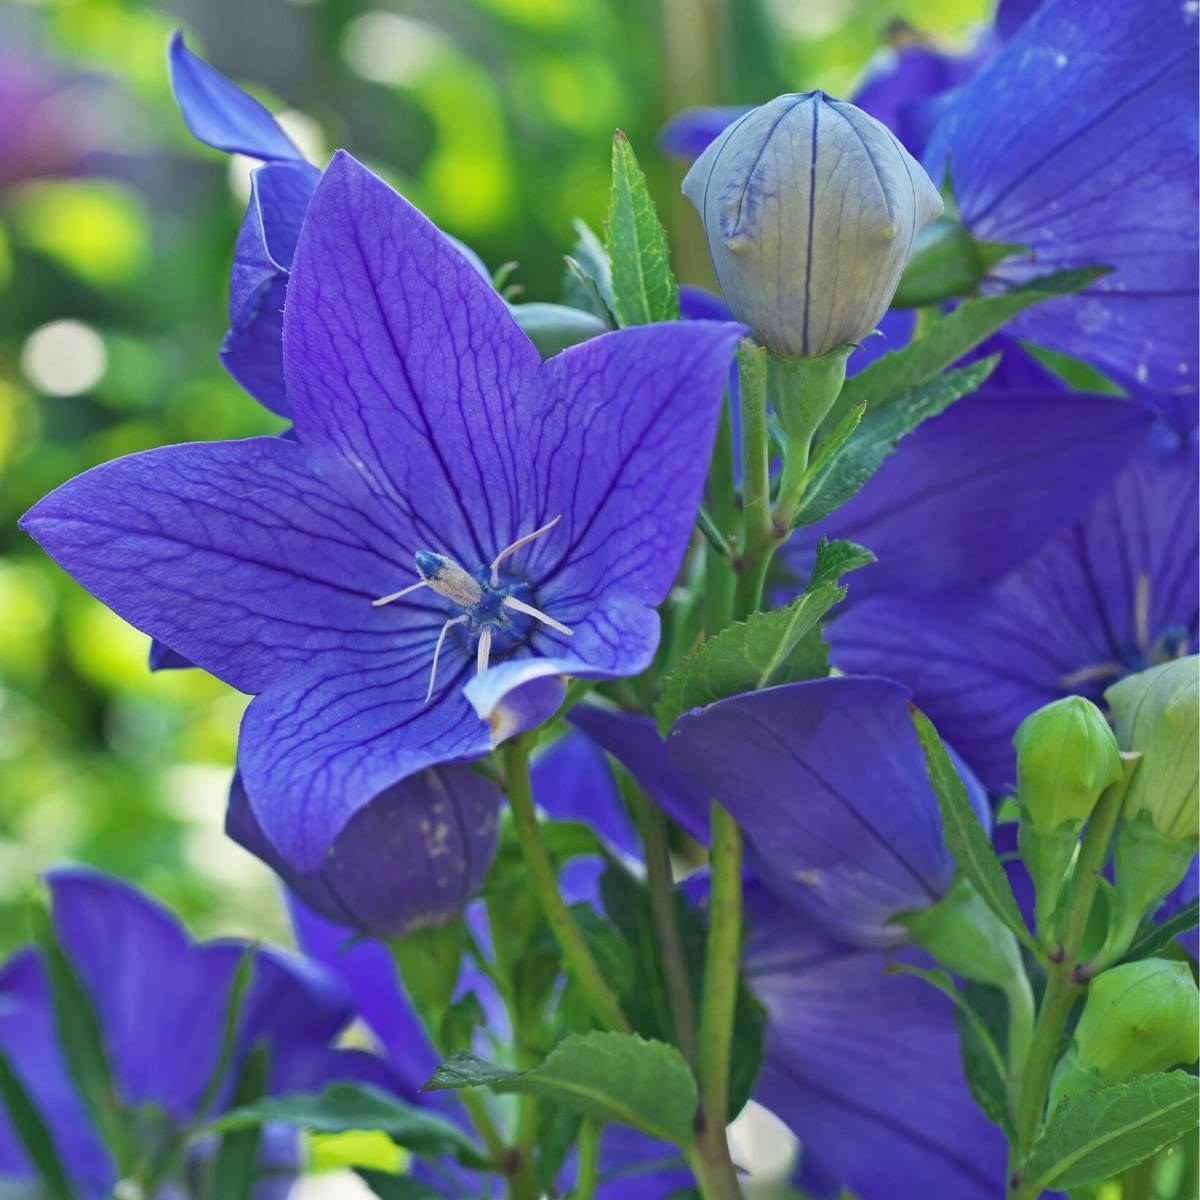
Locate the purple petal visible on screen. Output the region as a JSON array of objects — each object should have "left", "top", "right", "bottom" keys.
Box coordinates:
[
  {"left": 0, "top": 948, "right": 114, "bottom": 1195},
  {"left": 222, "top": 160, "right": 320, "bottom": 416},
  {"left": 659, "top": 106, "right": 749, "bottom": 160},
  {"left": 831, "top": 439, "right": 1200, "bottom": 791},
  {"left": 227, "top": 766, "right": 500, "bottom": 938},
  {"left": 741, "top": 881, "right": 1005, "bottom": 1200},
  {"left": 924, "top": 0, "right": 1200, "bottom": 392},
  {"left": 45, "top": 867, "right": 359, "bottom": 1122},
  {"left": 668, "top": 677, "right": 988, "bottom": 945},
  {"left": 786, "top": 386, "right": 1155, "bottom": 601},
  {"left": 168, "top": 31, "right": 304, "bottom": 162},
  {"left": 567, "top": 707, "right": 710, "bottom": 845},
  {"left": 1158, "top": 854, "right": 1199, "bottom": 959}
]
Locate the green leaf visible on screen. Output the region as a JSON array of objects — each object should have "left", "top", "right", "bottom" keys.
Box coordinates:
[
  {"left": 1124, "top": 902, "right": 1200, "bottom": 963},
  {"left": 838, "top": 266, "right": 1106, "bottom": 414},
  {"left": 356, "top": 1171, "right": 445, "bottom": 1200},
  {"left": 911, "top": 707, "right": 1037, "bottom": 951},
  {"left": 1023, "top": 1071, "right": 1200, "bottom": 1191},
  {"left": 562, "top": 218, "right": 616, "bottom": 321},
  {"left": 797, "top": 356, "right": 998, "bottom": 526},
  {"left": 210, "top": 1042, "right": 270, "bottom": 1200},
  {"left": 531, "top": 905, "right": 636, "bottom": 999},
  {"left": 31, "top": 904, "right": 128, "bottom": 1164},
  {"left": 389, "top": 918, "right": 467, "bottom": 1038},
  {"left": 805, "top": 537, "right": 876, "bottom": 591},
  {"left": 0, "top": 1048, "right": 75, "bottom": 1200},
  {"left": 212, "top": 1083, "right": 488, "bottom": 1170},
  {"left": 605, "top": 131, "right": 679, "bottom": 326},
  {"left": 197, "top": 947, "right": 255, "bottom": 1119},
  {"left": 654, "top": 539, "right": 873, "bottom": 735},
  {"left": 424, "top": 1031, "right": 699, "bottom": 1147}
]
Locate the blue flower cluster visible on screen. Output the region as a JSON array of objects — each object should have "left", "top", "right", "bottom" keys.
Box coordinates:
[{"left": 5, "top": 1, "right": 1197, "bottom": 1198}]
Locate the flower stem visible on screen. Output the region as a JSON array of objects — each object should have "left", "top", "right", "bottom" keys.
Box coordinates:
[
  {"left": 502, "top": 737, "right": 630, "bottom": 1034},
  {"left": 1007, "top": 771, "right": 1129, "bottom": 1196},
  {"left": 574, "top": 1118, "right": 602, "bottom": 1200},
  {"left": 733, "top": 340, "right": 773, "bottom": 619}
]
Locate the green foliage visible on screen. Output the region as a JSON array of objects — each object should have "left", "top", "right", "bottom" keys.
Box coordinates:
[
  {"left": 425, "top": 1031, "right": 699, "bottom": 1146},
  {"left": 911, "top": 707, "right": 1037, "bottom": 951},
  {"left": 796, "top": 356, "right": 999, "bottom": 526},
  {"left": 196, "top": 948, "right": 255, "bottom": 1119},
  {"left": 655, "top": 539, "right": 873, "bottom": 734},
  {"left": 356, "top": 1172, "right": 444, "bottom": 1200},
  {"left": 1022, "top": 1072, "right": 1200, "bottom": 1192},
  {"left": 0, "top": 1047, "right": 76, "bottom": 1200},
  {"left": 213, "top": 1083, "right": 488, "bottom": 1169},
  {"left": 605, "top": 132, "right": 680, "bottom": 327},
  {"left": 390, "top": 918, "right": 469, "bottom": 1041},
  {"left": 1124, "top": 904, "right": 1200, "bottom": 962},
  {"left": 210, "top": 1042, "right": 270, "bottom": 1200},
  {"left": 562, "top": 219, "right": 617, "bottom": 322}
]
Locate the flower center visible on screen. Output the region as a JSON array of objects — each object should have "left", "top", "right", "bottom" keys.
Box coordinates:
[{"left": 372, "top": 515, "right": 573, "bottom": 702}]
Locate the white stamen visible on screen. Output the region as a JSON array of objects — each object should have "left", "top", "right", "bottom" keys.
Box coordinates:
[
  {"left": 503, "top": 594, "right": 574, "bottom": 636},
  {"left": 477, "top": 626, "right": 493, "bottom": 674},
  {"left": 1059, "top": 660, "right": 1123, "bottom": 688},
  {"left": 373, "top": 578, "right": 429, "bottom": 606},
  {"left": 490, "top": 514, "right": 563, "bottom": 586},
  {"left": 426, "top": 614, "right": 468, "bottom": 703}
]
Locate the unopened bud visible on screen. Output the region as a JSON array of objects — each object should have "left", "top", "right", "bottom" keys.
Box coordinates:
[
  {"left": 1049, "top": 958, "right": 1199, "bottom": 1110},
  {"left": 682, "top": 91, "right": 941, "bottom": 358}
]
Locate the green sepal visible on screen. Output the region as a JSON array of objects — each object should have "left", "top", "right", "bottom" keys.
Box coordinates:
[
  {"left": 209, "top": 1041, "right": 270, "bottom": 1200},
  {"left": 389, "top": 917, "right": 468, "bottom": 1044},
  {"left": 0, "top": 1045, "right": 76, "bottom": 1200}
]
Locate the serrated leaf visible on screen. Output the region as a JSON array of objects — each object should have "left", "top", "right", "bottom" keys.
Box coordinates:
[
  {"left": 654, "top": 540, "right": 872, "bottom": 735},
  {"left": 424, "top": 1032, "right": 698, "bottom": 1147},
  {"left": 911, "top": 707, "right": 1037, "bottom": 951},
  {"left": 605, "top": 131, "right": 679, "bottom": 326},
  {"left": 838, "top": 266, "right": 1106, "bottom": 415},
  {"left": 1023, "top": 1071, "right": 1200, "bottom": 1191},
  {"left": 0, "top": 1048, "right": 75, "bottom": 1200},
  {"left": 563, "top": 219, "right": 616, "bottom": 321},
  {"left": 797, "top": 356, "right": 998, "bottom": 526},
  {"left": 212, "top": 1083, "right": 488, "bottom": 1169},
  {"left": 1124, "top": 902, "right": 1200, "bottom": 963}
]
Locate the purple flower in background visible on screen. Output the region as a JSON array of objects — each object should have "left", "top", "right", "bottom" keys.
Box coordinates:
[
  {"left": 0, "top": 868, "right": 397, "bottom": 1199},
  {"left": 924, "top": 0, "right": 1200, "bottom": 393},
  {"left": 831, "top": 423, "right": 1199, "bottom": 792},
  {"left": 226, "top": 764, "right": 501, "bottom": 938},
  {"left": 21, "top": 152, "right": 741, "bottom": 872}
]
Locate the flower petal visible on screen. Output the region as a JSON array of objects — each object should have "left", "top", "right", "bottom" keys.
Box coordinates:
[
  {"left": 831, "top": 442, "right": 1200, "bottom": 791},
  {"left": 668, "top": 677, "right": 987, "bottom": 945},
  {"left": 168, "top": 31, "right": 304, "bottom": 162},
  {"left": 659, "top": 105, "right": 748, "bottom": 160},
  {"left": 227, "top": 765, "right": 500, "bottom": 938},
  {"left": 924, "top": 0, "right": 1200, "bottom": 392},
  {"left": 741, "top": 881, "right": 1005, "bottom": 1200}
]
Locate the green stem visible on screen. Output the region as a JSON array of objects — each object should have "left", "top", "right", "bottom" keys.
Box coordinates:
[
  {"left": 573, "top": 1118, "right": 602, "bottom": 1200},
  {"left": 1008, "top": 775, "right": 1128, "bottom": 1196},
  {"left": 502, "top": 738, "right": 630, "bottom": 1034},
  {"left": 631, "top": 784, "right": 698, "bottom": 1067},
  {"left": 733, "top": 340, "right": 773, "bottom": 619}
]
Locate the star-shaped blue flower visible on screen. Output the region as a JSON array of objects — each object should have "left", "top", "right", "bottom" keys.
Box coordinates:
[{"left": 20, "top": 152, "right": 741, "bottom": 871}]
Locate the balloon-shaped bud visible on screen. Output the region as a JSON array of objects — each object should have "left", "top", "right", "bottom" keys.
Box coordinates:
[
  {"left": 1049, "top": 958, "right": 1200, "bottom": 1110},
  {"left": 682, "top": 90, "right": 942, "bottom": 358},
  {"left": 1107, "top": 657, "right": 1199, "bottom": 843}
]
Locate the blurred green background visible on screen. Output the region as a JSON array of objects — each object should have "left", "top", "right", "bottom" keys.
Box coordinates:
[{"left": 0, "top": 0, "right": 992, "bottom": 951}]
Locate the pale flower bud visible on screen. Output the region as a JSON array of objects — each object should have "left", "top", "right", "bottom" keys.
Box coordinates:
[{"left": 682, "top": 90, "right": 942, "bottom": 358}]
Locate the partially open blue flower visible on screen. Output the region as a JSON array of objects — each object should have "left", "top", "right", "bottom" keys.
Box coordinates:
[
  {"left": 21, "top": 152, "right": 741, "bottom": 872},
  {"left": 0, "top": 868, "right": 398, "bottom": 1199},
  {"left": 924, "top": 0, "right": 1199, "bottom": 393},
  {"left": 831, "top": 423, "right": 1199, "bottom": 792}
]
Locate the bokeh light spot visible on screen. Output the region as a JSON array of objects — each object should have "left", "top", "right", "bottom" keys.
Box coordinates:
[{"left": 20, "top": 319, "right": 108, "bottom": 396}]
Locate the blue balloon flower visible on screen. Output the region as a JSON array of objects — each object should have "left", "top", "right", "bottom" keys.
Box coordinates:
[
  {"left": 20, "top": 152, "right": 742, "bottom": 872},
  {"left": 924, "top": 0, "right": 1200, "bottom": 393},
  {"left": 0, "top": 868, "right": 400, "bottom": 1199},
  {"left": 830, "top": 421, "right": 1199, "bottom": 792}
]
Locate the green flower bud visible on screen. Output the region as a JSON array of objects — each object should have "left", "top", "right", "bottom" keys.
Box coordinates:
[
  {"left": 1049, "top": 958, "right": 1199, "bottom": 1110},
  {"left": 1106, "top": 656, "right": 1199, "bottom": 842},
  {"left": 682, "top": 91, "right": 942, "bottom": 358},
  {"left": 1014, "top": 696, "right": 1124, "bottom": 833}
]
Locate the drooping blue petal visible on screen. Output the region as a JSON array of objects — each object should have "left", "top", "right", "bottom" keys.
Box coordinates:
[
  {"left": 659, "top": 106, "right": 748, "bottom": 159},
  {"left": 668, "top": 677, "right": 989, "bottom": 945},
  {"left": 45, "top": 867, "right": 360, "bottom": 1120},
  {"left": 740, "top": 880, "right": 1005, "bottom": 1200},
  {"left": 831, "top": 438, "right": 1200, "bottom": 791},
  {"left": 168, "top": 30, "right": 304, "bottom": 162},
  {"left": 227, "top": 766, "right": 500, "bottom": 938},
  {"left": 222, "top": 159, "right": 321, "bottom": 417},
  {"left": 785, "top": 386, "right": 1155, "bottom": 601},
  {"left": 0, "top": 949, "right": 113, "bottom": 1198},
  {"left": 924, "top": 0, "right": 1200, "bottom": 393}
]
